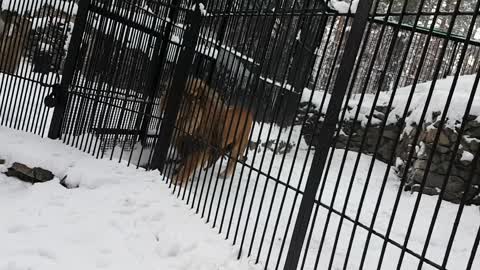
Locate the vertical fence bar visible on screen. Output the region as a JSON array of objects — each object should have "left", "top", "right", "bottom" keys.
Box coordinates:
[
  {"left": 283, "top": 0, "right": 373, "bottom": 269},
  {"left": 138, "top": 0, "right": 180, "bottom": 145},
  {"left": 150, "top": 5, "right": 202, "bottom": 172},
  {"left": 47, "top": 0, "right": 91, "bottom": 139}
]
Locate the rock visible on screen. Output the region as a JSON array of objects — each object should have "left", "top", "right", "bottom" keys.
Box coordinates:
[
  {"left": 471, "top": 140, "right": 479, "bottom": 152},
  {"left": 0, "top": 159, "right": 4, "bottom": 165},
  {"left": 443, "top": 191, "right": 462, "bottom": 204},
  {"left": 462, "top": 136, "right": 480, "bottom": 152},
  {"left": 335, "top": 141, "right": 346, "bottom": 149},
  {"left": 414, "top": 159, "right": 428, "bottom": 170},
  {"left": 467, "top": 126, "right": 480, "bottom": 138},
  {"left": 5, "top": 162, "right": 54, "bottom": 183},
  {"left": 432, "top": 154, "right": 443, "bottom": 164},
  {"left": 373, "top": 111, "right": 385, "bottom": 121},
  {"left": 469, "top": 195, "right": 480, "bottom": 205},
  {"left": 473, "top": 174, "right": 480, "bottom": 186},
  {"left": 448, "top": 131, "right": 458, "bottom": 143},
  {"left": 366, "top": 134, "right": 379, "bottom": 145},
  {"left": 439, "top": 132, "right": 451, "bottom": 146},
  {"left": 411, "top": 169, "right": 446, "bottom": 187},
  {"left": 422, "top": 128, "right": 450, "bottom": 146},
  {"left": 431, "top": 111, "right": 441, "bottom": 122},
  {"left": 32, "top": 167, "right": 55, "bottom": 182},
  {"left": 382, "top": 128, "right": 399, "bottom": 140},
  {"left": 445, "top": 176, "right": 465, "bottom": 193},
  {"left": 408, "top": 184, "right": 439, "bottom": 196},
  {"left": 436, "top": 145, "right": 450, "bottom": 154},
  {"left": 249, "top": 140, "right": 260, "bottom": 151},
  {"left": 375, "top": 105, "right": 390, "bottom": 114},
  {"left": 436, "top": 160, "right": 452, "bottom": 175},
  {"left": 466, "top": 114, "right": 478, "bottom": 122}
]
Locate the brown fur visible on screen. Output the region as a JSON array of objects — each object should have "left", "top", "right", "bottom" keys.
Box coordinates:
[
  {"left": 0, "top": 13, "right": 32, "bottom": 74},
  {"left": 160, "top": 78, "right": 254, "bottom": 186}
]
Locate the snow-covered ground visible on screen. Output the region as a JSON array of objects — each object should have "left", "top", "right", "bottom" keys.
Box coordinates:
[
  {"left": 0, "top": 120, "right": 479, "bottom": 269},
  {"left": 302, "top": 74, "right": 480, "bottom": 128},
  {"left": 190, "top": 123, "right": 480, "bottom": 270},
  {"left": 0, "top": 127, "right": 260, "bottom": 270}
]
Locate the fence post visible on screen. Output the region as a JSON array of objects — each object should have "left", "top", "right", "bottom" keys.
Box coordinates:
[
  {"left": 138, "top": 0, "right": 180, "bottom": 145},
  {"left": 283, "top": 1, "right": 373, "bottom": 269},
  {"left": 150, "top": 5, "right": 203, "bottom": 171},
  {"left": 47, "top": 0, "right": 90, "bottom": 139}
]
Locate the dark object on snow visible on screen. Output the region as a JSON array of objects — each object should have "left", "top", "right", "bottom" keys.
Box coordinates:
[
  {"left": 0, "top": 159, "right": 5, "bottom": 165},
  {"left": 5, "top": 162, "right": 54, "bottom": 183},
  {"left": 59, "top": 175, "right": 76, "bottom": 189}
]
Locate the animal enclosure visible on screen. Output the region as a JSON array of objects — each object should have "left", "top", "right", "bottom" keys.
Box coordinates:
[{"left": 1, "top": 0, "right": 479, "bottom": 269}]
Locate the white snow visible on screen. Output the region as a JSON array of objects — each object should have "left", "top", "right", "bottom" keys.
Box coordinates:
[
  {"left": 463, "top": 135, "right": 480, "bottom": 144},
  {"left": 259, "top": 76, "right": 294, "bottom": 91},
  {"left": 197, "top": 3, "right": 208, "bottom": 16},
  {"left": 194, "top": 36, "right": 257, "bottom": 63},
  {"left": 296, "top": 30, "right": 302, "bottom": 41},
  {"left": 328, "top": 0, "right": 359, "bottom": 14},
  {"left": 190, "top": 3, "right": 208, "bottom": 16},
  {"left": 0, "top": 127, "right": 260, "bottom": 270},
  {"left": 302, "top": 74, "right": 480, "bottom": 128},
  {"left": 173, "top": 122, "right": 480, "bottom": 270},
  {"left": 39, "top": 42, "right": 51, "bottom": 52},
  {"left": 0, "top": 115, "right": 479, "bottom": 269},
  {"left": 461, "top": 150, "right": 474, "bottom": 163}
]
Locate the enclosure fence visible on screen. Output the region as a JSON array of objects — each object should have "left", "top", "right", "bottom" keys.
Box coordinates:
[{"left": 1, "top": 0, "right": 479, "bottom": 269}]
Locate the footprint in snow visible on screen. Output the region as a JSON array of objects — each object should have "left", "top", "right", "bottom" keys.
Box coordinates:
[
  {"left": 95, "top": 257, "right": 110, "bottom": 268},
  {"left": 37, "top": 248, "right": 56, "bottom": 260},
  {"left": 150, "top": 211, "right": 164, "bottom": 221},
  {"left": 167, "top": 243, "right": 180, "bottom": 257},
  {"left": 100, "top": 248, "right": 112, "bottom": 255},
  {"left": 7, "top": 225, "right": 29, "bottom": 234}
]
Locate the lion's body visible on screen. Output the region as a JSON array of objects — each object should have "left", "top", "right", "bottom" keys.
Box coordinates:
[{"left": 161, "top": 79, "right": 254, "bottom": 186}]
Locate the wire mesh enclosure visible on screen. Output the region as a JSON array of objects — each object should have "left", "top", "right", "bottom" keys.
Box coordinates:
[{"left": 1, "top": 0, "right": 480, "bottom": 269}]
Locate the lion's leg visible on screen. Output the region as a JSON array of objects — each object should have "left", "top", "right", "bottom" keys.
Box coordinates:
[
  {"left": 172, "top": 151, "right": 210, "bottom": 186},
  {"left": 220, "top": 142, "right": 242, "bottom": 178},
  {"left": 238, "top": 128, "right": 251, "bottom": 163},
  {"left": 220, "top": 113, "right": 253, "bottom": 178}
]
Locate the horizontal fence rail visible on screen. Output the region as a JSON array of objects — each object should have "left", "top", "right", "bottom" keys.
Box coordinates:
[{"left": 0, "top": 0, "right": 479, "bottom": 270}]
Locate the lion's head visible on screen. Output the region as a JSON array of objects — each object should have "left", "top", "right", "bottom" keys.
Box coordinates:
[
  {"left": 159, "top": 78, "right": 223, "bottom": 135},
  {"left": 176, "top": 78, "right": 223, "bottom": 136}
]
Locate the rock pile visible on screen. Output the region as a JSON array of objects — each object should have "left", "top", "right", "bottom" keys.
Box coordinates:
[
  {"left": 399, "top": 117, "right": 480, "bottom": 204},
  {"left": 299, "top": 100, "right": 480, "bottom": 205}
]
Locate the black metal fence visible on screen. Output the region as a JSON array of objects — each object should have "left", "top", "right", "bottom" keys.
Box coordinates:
[{"left": 1, "top": 0, "right": 479, "bottom": 269}]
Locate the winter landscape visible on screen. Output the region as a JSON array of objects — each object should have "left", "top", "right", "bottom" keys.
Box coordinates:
[{"left": 1, "top": 0, "right": 480, "bottom": 270}]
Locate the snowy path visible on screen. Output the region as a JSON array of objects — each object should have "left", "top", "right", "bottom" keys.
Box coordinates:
[{"left": 0, "top": 127, "right": 259, "bottom": 270}]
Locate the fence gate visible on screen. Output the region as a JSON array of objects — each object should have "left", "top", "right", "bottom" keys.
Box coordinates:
[{"left": 48, "top": 0, "right": 201, "bottom": 167}]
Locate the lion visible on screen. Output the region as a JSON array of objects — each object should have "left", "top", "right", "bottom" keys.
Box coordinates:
[
  {"left": 0, "top": 12, "right": 32, "bottom": 74},
  {"left": 160, "top": 78, "right": 254, "bottom": 186}
]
